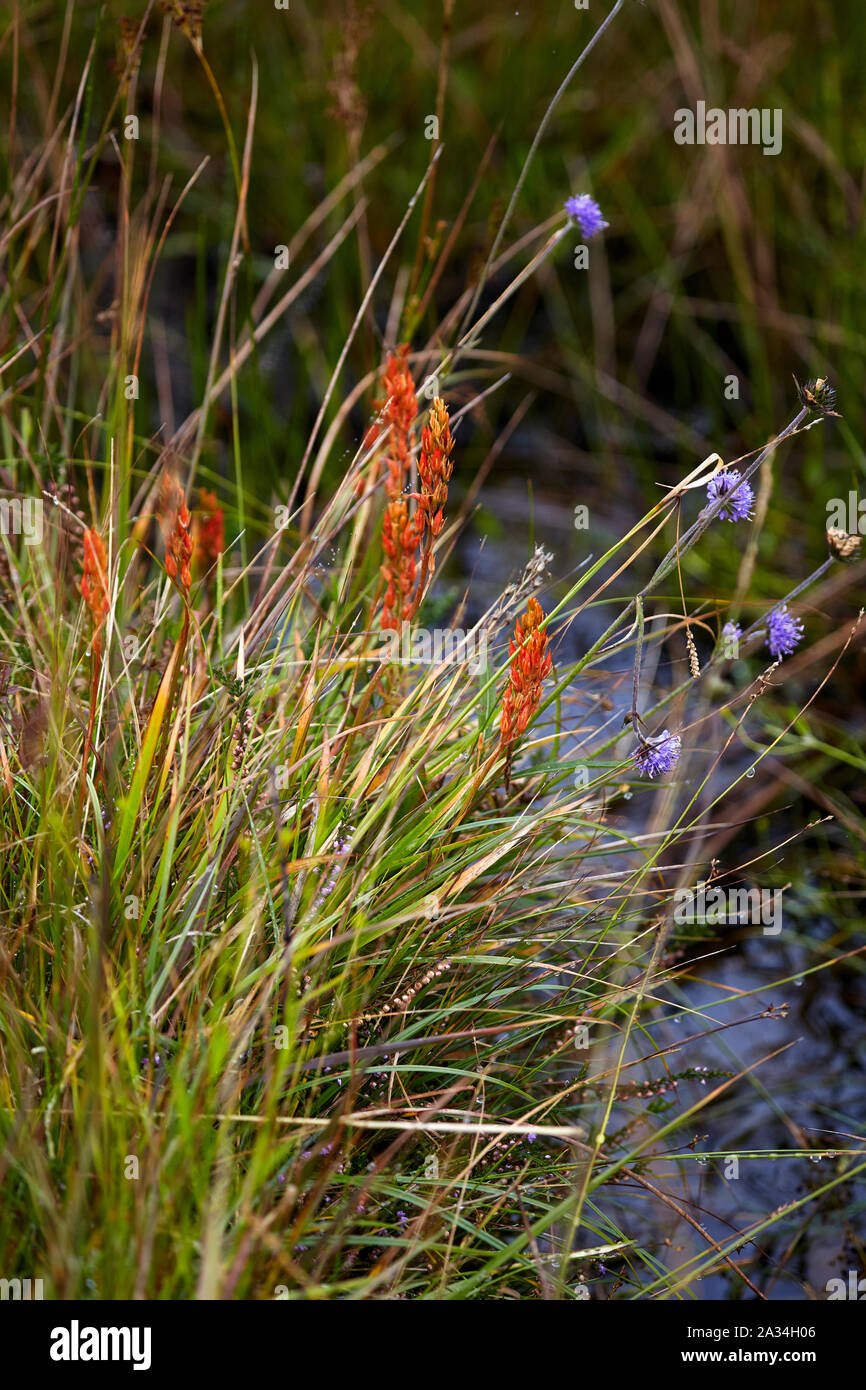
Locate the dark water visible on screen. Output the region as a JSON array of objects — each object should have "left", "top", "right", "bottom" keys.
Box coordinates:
[
  {"left": 645, "top": 928, "right": 866, "bottom": 1299},
  {"left": 459, "top": 479, "right": 866, "bottom": 1298}
]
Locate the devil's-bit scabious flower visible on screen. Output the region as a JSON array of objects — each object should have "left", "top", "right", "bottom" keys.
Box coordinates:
[
  {"left": 633, "top": 730, "right": 681, "bottom": 779},
  {"left": 499, "top": 597, "right": 552, "bottom": 749},
  {"left": 766, "top": 604, "right": 804, "bottom": 660},
  {"left": 706, "top": 468, "right": 754, "bottom": 522},
  {"left": 81, "top": 529, "right": 109, "bottom": 651},
  {"left": 564, "top": 194, "right": 609, "bottom": 239}
]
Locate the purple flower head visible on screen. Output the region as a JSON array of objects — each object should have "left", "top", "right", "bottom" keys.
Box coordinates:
[
  {"left": 633, "top": 729, "right": 682, "bottom": 779},
  {"left": 766, "top": 604, "right": 804, "bottom": 660},
  {"left": 564, "top": 194, "right": 609, "bottom": 240},
  {"left": 706, "top": 468, "right": 754, "bottom": 523}
]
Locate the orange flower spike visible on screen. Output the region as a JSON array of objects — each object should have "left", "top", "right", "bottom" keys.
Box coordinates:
[
  {"left": 81, "top": 529, "right": 109, "bottom": 647},
  {"left": 499, "top": 597, "right": 552, "bottom": 748},
  {"left": 358, "top": 345, "right": 417, "bottom": 498},
  {"left": 375, "top": 347, "right": 423, "bottom": 630},
  {"left": 197, "top": 488, "right": 224, "bottom": 566},
  {"left": 380, "top": 496, "right": 419, "bottom": 630},
  {"left": 160, "top": 470, "right": 195, "bottom": 600},
  {"left": 381, "top": 345, "right": 417, "bottom": 499},
  {"left": 417, "top": 396, "right": 453, "bottom": 558}
]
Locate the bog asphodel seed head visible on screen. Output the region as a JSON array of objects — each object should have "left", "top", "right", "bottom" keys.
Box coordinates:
[
  {"left": 81, "top": 528, "right": 109, "bottom": 650},
  {"left": 160, "top": 470, "right": 194, "bottom": 598},
  {"left": 499, "top": 597, "right": 552, "bottom": 746}
]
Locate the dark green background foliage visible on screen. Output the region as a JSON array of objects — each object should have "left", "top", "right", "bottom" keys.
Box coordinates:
[{"left": 6, "top": 1, "right": 866, "bottom": 547}]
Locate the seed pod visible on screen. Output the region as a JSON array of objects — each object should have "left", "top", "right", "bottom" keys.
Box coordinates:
[{"left": 826, "top": 527, "right": 861, "bottom": 561}]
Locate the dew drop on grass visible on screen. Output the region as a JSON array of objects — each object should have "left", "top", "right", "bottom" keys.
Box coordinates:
[{"left": 746, "top": 765, "right": 756, "bottom": 778}]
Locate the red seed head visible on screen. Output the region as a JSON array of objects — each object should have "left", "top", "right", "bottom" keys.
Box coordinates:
[
  {"left": 499, "top": 597, "right": 552, "bottom": 747},
  {"left": 193, "top": 488, "right": 224, "bottom": 582},
  {"left": 81, "top": 529, "right": 109, "bottom": 647},
  {"left": 160, "top": 471, "right": 195, "bottom": 598}
]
